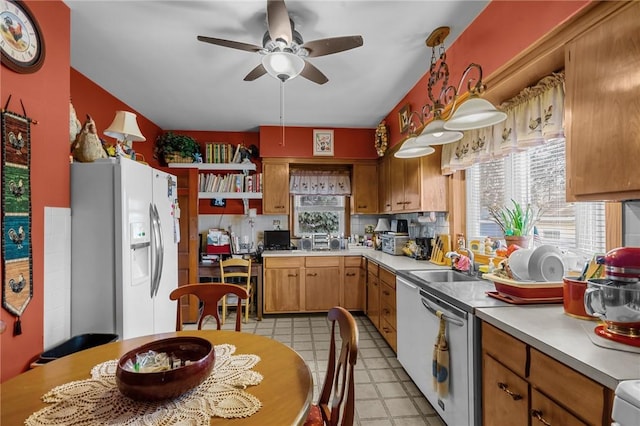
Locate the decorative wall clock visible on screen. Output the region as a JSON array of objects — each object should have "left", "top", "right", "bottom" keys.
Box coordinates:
[
  {"left": 0, "top": 0, "right": 45, "bottom": 73},
  {"left": 374, "top": 121, "right": 388, "bottom": 157}
]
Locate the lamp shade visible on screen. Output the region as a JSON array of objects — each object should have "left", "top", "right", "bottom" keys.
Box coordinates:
[
  {"left": 444, "top": 97, "right": 507, "bottom": 131},
  {"left": 262, "top": 52, "right": 305, "bottom": 82},
  {"left": 414, "top": 119, "right": 463, "bottom": 146},
  {"left": 394, "top": 138, "right": 435, "bottom": 158},
  {"left": 374, "top": 218, "right": 390, "bottom": 232},
  {"left": 104, "top": 111, "right": 146, "bottom": 142}
]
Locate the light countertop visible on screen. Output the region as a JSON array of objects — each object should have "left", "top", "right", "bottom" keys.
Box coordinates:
[{"left": 476, "top": 305, "right": 640, "bottom": 389}]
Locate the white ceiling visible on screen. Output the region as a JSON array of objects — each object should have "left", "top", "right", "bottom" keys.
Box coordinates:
[{"left": 65, "top": 0, "right": 489, "bottom": 132}]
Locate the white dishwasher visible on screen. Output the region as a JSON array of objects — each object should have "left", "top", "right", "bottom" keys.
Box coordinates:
[
  {"left": 612, "top": 380, "right": 640, "bottom": 426},
  {"left": 397, "top": 277, "right": 477, "bottom": 426}
]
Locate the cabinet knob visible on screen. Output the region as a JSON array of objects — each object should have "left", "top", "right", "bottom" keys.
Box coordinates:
[
  {"left": 358, "top": 205, "right": 367, "bottom": 209},
  {"left": 307, "top": 273, "right": 318, "bottom": 277},
  {"left": 346, "top": 272, "right": 356, "bottom": 276},
  {"left": 382, "top": 290, "right": 390, "bottom": 296},
  {"left": 287, "top": 274, "right": 297, "bottom": 277},
  {"left": 530, "top": 410, "right": 551, "bottom": 426},
  {"left": 497, "top": 382, "right": 522, "bottom": 401}
]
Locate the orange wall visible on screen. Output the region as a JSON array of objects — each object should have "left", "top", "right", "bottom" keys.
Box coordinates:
[
  {"left": 0, "top": 0, "right": 71, "bottom": 381},
  {"left": 260, "top": 126, "right": 377, "bottom": 159},
  {"left": 384, "top": 0, "right": 590, "bottom": 149}
]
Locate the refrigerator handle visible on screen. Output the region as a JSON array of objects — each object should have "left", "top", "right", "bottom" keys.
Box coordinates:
[
  {"left": 149, "top": 204, "right": 160, "bottom": 298},
  {"left": 151, "top": 204, "right": 165, "bottom": 298}
]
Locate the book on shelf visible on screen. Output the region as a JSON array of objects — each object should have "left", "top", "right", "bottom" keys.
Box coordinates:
[{"left": 203, "top": 142, "right": 245, "bottom": 164}]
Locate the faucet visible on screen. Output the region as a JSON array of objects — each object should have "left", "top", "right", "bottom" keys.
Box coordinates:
[
  {"left": 446, "top": 249, "right": 476, "bottom": 277},
  {"left": 459, "top": 248, "right": 475, "bottom": 277}
]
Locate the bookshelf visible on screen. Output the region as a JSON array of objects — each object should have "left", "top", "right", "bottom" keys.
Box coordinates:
[{"left": 167, "top": 162, "right": 263, "bottom": 202}]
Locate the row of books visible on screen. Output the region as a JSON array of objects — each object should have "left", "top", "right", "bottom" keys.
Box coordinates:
[
  {"left": 198, "top": 172, "right": 263, "bottom": 193},
  {"left": 204, "top": 143, "right": 244, "bottom": 164}
]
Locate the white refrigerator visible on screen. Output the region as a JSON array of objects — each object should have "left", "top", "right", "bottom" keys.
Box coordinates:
[{"left": 70, "top": 157, "right": 179, "bottom": 340}]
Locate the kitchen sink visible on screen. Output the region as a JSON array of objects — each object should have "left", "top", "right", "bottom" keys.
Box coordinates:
[{"left": 410, "top": 269, "right": 480, "bottom": 283}]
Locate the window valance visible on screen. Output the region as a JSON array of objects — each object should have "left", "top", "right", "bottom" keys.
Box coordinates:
[
  {"left": 442, "top": 71, "right": 565, "bottom": 175},
  {"left": 289, "top": 170, "right": 351, "bottom": 195}
]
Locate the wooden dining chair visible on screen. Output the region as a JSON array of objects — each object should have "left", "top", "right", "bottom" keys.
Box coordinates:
[
  {"left": 219, "top": 257, "right": 252, "bottom": 324},
  {"left": 304, "top": 306, "right": 359, "bottom": 426},
  {"left": 169, "top": 283, "right": 249, "bottom": 332}
]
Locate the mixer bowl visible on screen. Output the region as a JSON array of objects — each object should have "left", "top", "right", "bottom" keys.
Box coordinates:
[{"left": 584, "top": 279, "right": 640, "bottom": 327}]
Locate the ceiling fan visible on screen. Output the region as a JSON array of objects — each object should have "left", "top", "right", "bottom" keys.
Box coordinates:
[{"left": 197, "top": 0, "right": 364, "bottom": 84}]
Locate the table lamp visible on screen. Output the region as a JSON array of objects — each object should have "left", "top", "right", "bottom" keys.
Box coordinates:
[{"left": 104, "top": 111, "right": 146, "bottom": 158}]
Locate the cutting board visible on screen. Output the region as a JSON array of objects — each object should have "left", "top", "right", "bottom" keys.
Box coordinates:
[{"left": 430, "top": 234, "right": 450, "bottom": 265}]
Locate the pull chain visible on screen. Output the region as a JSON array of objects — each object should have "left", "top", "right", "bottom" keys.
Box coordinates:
[{"left": 280, "top": 80, "right": 285, "bottom": 147}]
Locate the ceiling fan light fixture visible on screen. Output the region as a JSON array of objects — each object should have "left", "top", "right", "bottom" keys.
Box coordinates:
[
  {"left": 262, "top": 51, "right": 305, "bottom": 82},
  {"left": 415, "top": 118, "right": 463, "bottom": 146},
  {"left": 443, "top": 96, "right": 507, "bottom": 131}
]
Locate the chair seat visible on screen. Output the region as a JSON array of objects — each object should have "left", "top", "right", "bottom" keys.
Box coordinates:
[{"left": 303, "top": 404, "right": 323, "bottom": 426}]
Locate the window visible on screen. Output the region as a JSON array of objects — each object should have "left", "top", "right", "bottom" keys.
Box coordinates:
[
  {"left": 293, "top": 195, "right": 346, "bottom": 237},
  {"left": 466, "top": 139, "right": 605, "bottom": 255}
]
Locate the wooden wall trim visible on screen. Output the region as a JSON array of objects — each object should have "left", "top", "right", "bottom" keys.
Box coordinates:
[
  {"left": 262, "top": 157, "right": 378, "bottom": 165},
  {"left": 605, "top": 202, "right": 623, "bottom": 251}
]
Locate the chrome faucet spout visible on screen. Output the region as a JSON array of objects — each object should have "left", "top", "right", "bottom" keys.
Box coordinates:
[{"left": 459, "top": 248, "right": 475, "bottom": 276}]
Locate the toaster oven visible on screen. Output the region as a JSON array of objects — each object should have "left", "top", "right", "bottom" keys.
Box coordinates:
[{"left": 380, "top": 234, "right": 410, "bottom": 255}]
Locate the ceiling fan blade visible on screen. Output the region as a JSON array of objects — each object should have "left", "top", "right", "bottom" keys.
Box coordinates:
[
  {"left": 244, "top": 64, "right": 267, "bottom": 81},
  {"left": 197, "top": 36, "right": 262, "bottom": 53},
  {"left": 300, "top": 60, "right": 329, "bottom": 85},
  {"left": 267, "top": 0, "right": 292, "bottom": 45},
  {"left": 303, "top": 35, "right": 364, "bottom": 58}
]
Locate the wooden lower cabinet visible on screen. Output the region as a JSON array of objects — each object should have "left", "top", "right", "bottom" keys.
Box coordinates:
[
  {"left": 366, "top": 260, "right": 397, "bottom": 352},
  {"left": 482, "top": 322, "right": 613, "bottom": 426},
  {"left": 263, "top": 255, "right": 365, "bottom": 313}
]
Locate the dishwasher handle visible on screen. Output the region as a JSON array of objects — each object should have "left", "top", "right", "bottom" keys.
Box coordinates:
[{"left": 420, "top": 298, "right": 465, "bottom": 327}]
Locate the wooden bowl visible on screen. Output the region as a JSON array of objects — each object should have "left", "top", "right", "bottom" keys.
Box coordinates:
[{"left": 116, "top": 337, "right": 214, "bottom": 401}]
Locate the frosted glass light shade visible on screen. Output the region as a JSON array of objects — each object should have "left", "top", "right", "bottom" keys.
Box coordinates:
[
  {"left": 444, "top": 97, "right": 507, "bottom": 131},
  {"left": 262, "top": 52, "right": 305, "bottom": 82},
  {"left": 374, "top": 218, "right": 390, "bottom": 232},
  {"left": 414, "top": 119, "right": 463, "bottom": 146},
  {"left": 104, "top": 111, "right": 146, "bottom": 142},
  {"left": 394, "top": 138, "right": 435, "bottom": 158}
]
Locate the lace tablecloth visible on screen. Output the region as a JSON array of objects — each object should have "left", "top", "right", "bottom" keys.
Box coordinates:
[{"left": 26, "top": 344, "right": 263, "bottom": 425}]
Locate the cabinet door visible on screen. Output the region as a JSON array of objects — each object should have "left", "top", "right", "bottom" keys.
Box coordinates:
[
  {"left": 264, "top": 268, "right": 301, "bottom": 312},
  {"left": 420, "top": 145, "right": 448, "bottom": 211},
  {"left": 304, "top": 267, "right": 341, "bottom": 311},
  {"left": 390, "top": 155, "right": 406, "bottom": 212},
  {"left": 352, "top": 163, "right": 378, "bottom": 214},
  {"left": 530, "top": 389, "right": 588, "bottom": 426},
  {"left": 565, "top": 2, "right": 640, "bottom": 200},
  {"left": 482, "top": 354, "right": 529, "bottom": 426},
  {"left": 366, "top": 271, "right": 380, "bottom": 328},
  {"left": 378, "top": 156, "right": 392, "bottom": 212},
  {"left": 403, "top": 156, "right": 421, "bottom": 211},
  {"left": 343, "top": 266, "right": 365, "bottom": 310},
  {"left": 263, "top": 162, "right": 289, "bottom": 214}
]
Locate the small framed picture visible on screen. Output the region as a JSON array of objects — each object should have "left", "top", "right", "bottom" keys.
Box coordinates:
[
  {"left": 313, "top": 129, "right": 334, "bottom": 156},
  {"left": 398, "top": 104, "right": 411, "bottom": 134}
]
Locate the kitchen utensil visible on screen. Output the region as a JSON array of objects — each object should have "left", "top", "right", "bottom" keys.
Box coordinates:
[
  {"left": 577, "top": 261, "right": 590, "bottom": 281},
  {"left": 116, "top": 337, "right": 215, "bottom": 401},
  {"left": 584, "top": 279, "right": 640, "bottom": 329},
  {"left": 562, "top": 276, "right": 597, "bottom": 320},
  {"left": 528, "top": 245, "right": 564, "bottom": 282}
]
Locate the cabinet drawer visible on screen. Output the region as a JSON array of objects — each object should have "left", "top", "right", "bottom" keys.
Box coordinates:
[
  {"left": 482, "top": 322, "right": 527, "bottom": 378},
  {"left": 367, "top": 260, "right": 379, "bottom": 276},
  {"left": 482, "top": 354, "right": 529, "bottom": 426},
  {"left": 305, "top": 256, "right": 340, "bottom": 267},
  {"left": 529, "top": 348, "right": 608, "bottom": 424},
  {"left": 379, "top": 267, "right": 395, "bottom": 289},
  {"left": 344, "top": 256, "right": 362, "bottom": 267},
  {"left": 265, "top": 257, "right": 304, "bottom": 268},
  {"left": 530, "top": 388, "right": 588, "bottom": 426},
  {"left": 380, "top": 301, "right": 396, "bottom": 329},
  {"left": 380, "top": 317, "right": 397, "bottom": 351}
]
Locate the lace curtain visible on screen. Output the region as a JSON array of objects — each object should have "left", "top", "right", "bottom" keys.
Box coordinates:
[
  {"left": 441, "top": 71, "right": 565, "bottom": 174},
  {"left": 289, "top": 170, "right": 351, "bottom": 195}
]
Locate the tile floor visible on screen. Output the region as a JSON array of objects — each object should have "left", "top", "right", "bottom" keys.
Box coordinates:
[{"left": 193, "top": 311, "right": 446, "bottom": 426}]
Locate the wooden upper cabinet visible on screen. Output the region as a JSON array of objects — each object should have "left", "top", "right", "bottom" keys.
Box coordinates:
[
  {"left": 565, "top": 1, "right": 640, "bottom": 201},
  {"left": 351, "top": 163, "right": 378, "bottom": 214},
  {"left": 391, "top": 155, "right": 421, "bottom": 211},
  {"left": 378, "top": 155, "right": 392, "bottom": 213},
  {"left": 262, "top": 161, "right": 289, "bottom": 214},
  {"left": 420, "top": 145, "right": 448, "bottom": 211}
]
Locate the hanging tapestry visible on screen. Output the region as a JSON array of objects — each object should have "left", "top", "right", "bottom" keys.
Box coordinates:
[{"left": 1, "top": 110, "right": 32, "bottom": 335}]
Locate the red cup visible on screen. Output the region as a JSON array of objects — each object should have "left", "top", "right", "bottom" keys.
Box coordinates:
[{"left": 563, "top": 277, "right": 598, "bottom": 320}]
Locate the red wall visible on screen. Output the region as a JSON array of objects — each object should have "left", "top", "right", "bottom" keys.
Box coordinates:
[
  {"left": 0, "top": 0, "right": 71, "bottom": 381},
  {"left": 384, "top": 0, "right": 590, "bottom": 149}
]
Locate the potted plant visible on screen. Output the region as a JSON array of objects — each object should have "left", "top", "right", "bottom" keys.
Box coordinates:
[
  {"left": 154, "top": 131, "right": 201, "bottom": 164},
  {"left": 488, "top": 199, "right": 543, "bottom": 248}
]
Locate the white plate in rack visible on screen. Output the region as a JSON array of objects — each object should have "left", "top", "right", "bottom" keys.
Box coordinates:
[{"left": 528, "top": 245, "right": 564, "bottom": 282}]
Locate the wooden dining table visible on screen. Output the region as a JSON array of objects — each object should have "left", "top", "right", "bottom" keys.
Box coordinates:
[{"left": 1, "top": 330, "right": 313, "bottom": 426}]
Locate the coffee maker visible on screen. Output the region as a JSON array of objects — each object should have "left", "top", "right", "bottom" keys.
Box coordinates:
[{"left": 414, "top": 237, "right": 433, "bottom": 260}]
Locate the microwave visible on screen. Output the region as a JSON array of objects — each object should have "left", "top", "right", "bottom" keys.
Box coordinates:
[{"left": 380, "top": 234, "right": 410, "bottom": 256}]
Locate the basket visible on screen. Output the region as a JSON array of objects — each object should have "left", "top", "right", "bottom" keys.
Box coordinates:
[{"left": 164, "top": 152, "right": 193, "bottom": 164}]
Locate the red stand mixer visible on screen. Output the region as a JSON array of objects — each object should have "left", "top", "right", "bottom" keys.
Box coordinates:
[{"left": 584, "top": 247, "right": 640, "bottom": 347}]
